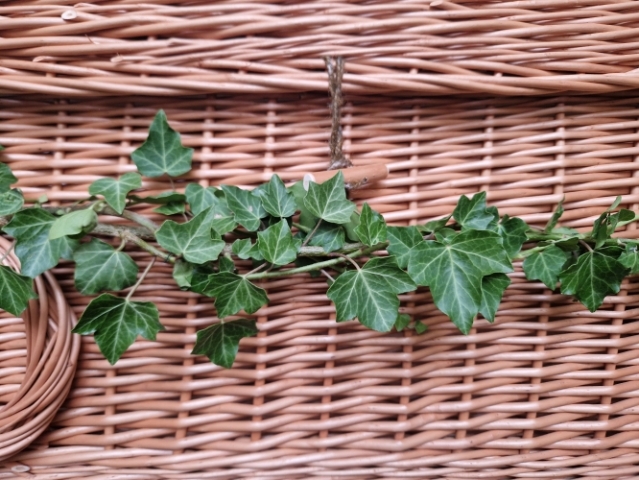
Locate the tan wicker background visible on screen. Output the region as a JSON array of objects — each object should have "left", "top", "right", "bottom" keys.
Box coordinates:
[{"left": 1, "top": 93, "right": 639, "bottom": 479}]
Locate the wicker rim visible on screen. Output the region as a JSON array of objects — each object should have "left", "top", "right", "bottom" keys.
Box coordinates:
[{"left": 0, "top": 236, "right": 80, "bottom": 464}]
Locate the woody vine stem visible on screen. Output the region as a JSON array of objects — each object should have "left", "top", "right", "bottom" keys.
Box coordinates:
[{"left": 1, "top": 59, "right": 639, "bottom": 368}]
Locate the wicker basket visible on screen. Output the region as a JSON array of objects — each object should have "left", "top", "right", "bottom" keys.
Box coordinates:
[{"left": 3, "top": 2, "right": 639, "bottom": 480}]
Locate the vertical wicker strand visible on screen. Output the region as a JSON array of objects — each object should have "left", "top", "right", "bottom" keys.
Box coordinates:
[
  {"left": 251, "top": 102, "right": 276, "bottom": 442},
  {"left": 521, "top": 103, "right": 566, "bottom": 451},
  {"left": 173, "top": 106, "right": 215, "bottom": 452}
]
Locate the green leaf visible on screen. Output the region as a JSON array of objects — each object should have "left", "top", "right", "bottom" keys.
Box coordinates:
[
  {"left": 422, "top": 215, "right": 451, "bottom": 234},
  {"left": 218, "top": 255, "right": 236, "bottom": 273},
  {"left": 153, "top": 202, "right": 186, "bottom": 215},
  {"left": 343, "top": 211, "right": 361, "bottom": 242},
  {"left": 232, "top": 238, "right": 263, "bottom": 261},
  {"left": 408, "top": 230, "right": 512, "bottom": 334},
  {"left": 545, "top": 198, "right": 564, "bottom": 233},
  {"left": 48, "top": 208, "right": 97, "bottom": 240},
  {"left": 414, "top": 320, "right": 428, "bottom": 334},
  {"left": 498, "top": 215, "right": 529, "bottom": 258},
  {"left": 192, "top": 319, "right": 258, "bottom": 368},
  {"left": 73, "top": 239, "right": 139, "bottom": 295},
  {"left": 452, "top": 192, "right": 495, "bottom": 231},
  {"left": 4, "top": 209, "right": 79, "bottom": 278},
  {"left": 173, "top": 259, "right": 194, "bottom": 289},
  {"left": 479, "top": 273, "right": 511, "bottom": 322},
  {"left": 191, "top": 272, "right": 268, "bottom": 318},
  {"left": 327, "top": 257, "right": 416, "bottom": 332},
  {"left": 221, "top": 185, "right": 266, "bottom": 232},
  {"left": 253, "top": 174, "right": 296, "bottom": 218},
  {"left": 559, "top": 250, "right": 627, "bottom": 312},
  {"left": 0, "top": 266, "right": 37, "bottom": 316},
  {"left": 0, "top": 189, "right": 24, "bottom": 216},
  {"left": 304, "top": 171, "right": 356, "bottom": 224},
  {"left": 73, "top": 294, "right": 163, "bottom": 365},
  {"left": 0, "top": 162, "right": 17, "bottom": 193},
  {"left": 257, "top": 220, "right": 301, "bottom": 266},
  {"left": 523, "top": 245, "right": 568, "bottom": 289},
  {"left": 354, "top": 203, "right": 387, "bottom": 246},
  {"left": 394, "top": 313, "right": 411, "bottom": 332},
  {"left": 307, "top": 222, "right": 345, "bottom": 252},
  {"left": 288, "top": 180, "right": 318, "bottom": 231},
  {"left": 130, "top": 191, "right": 186, "bottom": 205},
  {"left": 618, "top": 244, "right": 639, "bottom": 274},
  {"left": 185, "top": 183, "right": 219, "bottom": 215},
  {"left": 88, "top": 172, "right": 142, "bottom": 214},
  {"left": 156, "top": 209, "right": 225, "bottom": 264},
  {"left": 387, "top": 226, "right": 423, "bottom": 269},
  {"left": 131, "top": 110, "right": 193, "bottom": 178}
]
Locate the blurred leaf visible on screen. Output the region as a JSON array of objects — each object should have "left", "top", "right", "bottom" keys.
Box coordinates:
[{"left": 192, "top": 319, "right": 258, "bottom": 368}]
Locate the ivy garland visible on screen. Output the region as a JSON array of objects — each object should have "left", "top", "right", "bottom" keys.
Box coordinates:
[{"left": 0, "top": 111, "right": 637, "bottom": 368}]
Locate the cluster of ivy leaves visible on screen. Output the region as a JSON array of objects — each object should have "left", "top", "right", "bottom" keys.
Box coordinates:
[{"left": 1, "top": 110, "right": 639, "bottom": 369}]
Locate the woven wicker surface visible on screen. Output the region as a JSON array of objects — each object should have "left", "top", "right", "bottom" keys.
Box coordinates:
[
  {"left": 5, "top": 1, "right": 639, "bottom": 96},
  {"left": 1, "top": 93, "right": 639, "bottom": 479}
]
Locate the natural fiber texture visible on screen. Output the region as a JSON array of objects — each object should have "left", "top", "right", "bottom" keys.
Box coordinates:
[
  {"left": 5, "top": 1, "right": 639, "bottom": 96},
  {"left": 0, "top": 236, "right": 80, "bottom": 467},
  {"left": 2, "top": 93, "right": 639, "bottom": 479}
]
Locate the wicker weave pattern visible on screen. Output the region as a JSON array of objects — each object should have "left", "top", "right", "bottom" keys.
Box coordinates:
[
  {"left": 1, "top": 93, "right": 639, "bottom": 479},
  {"left": 4, "top": 1, "right": 639, "bottom": 96}
]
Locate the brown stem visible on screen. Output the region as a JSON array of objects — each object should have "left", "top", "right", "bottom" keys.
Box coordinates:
[{"left": 324, "top": 56, "right": 351, "bottom": 170}]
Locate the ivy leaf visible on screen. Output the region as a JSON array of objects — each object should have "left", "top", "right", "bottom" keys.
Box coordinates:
[
  {"left": 153, "top": 201, "right": 186, "bottom": 215},
  {"left": 354, "top": 203, "right": 387, "bottom": 246},
  {"left": 131, "top": 110, "right": 193, "bottom": 178},
  {"left": 185, "top": 183, "right": 219, "bottom": 215},
  {"left": 232, "top": 238, "right": 263, "bottom": 261},
  {"left": 408, "top": 230, "right": 512, "bottom": 334},
  {"left": 130, "top": 191, "right": 186, "bottom": 205},
  {"left": 288, "top": 180, "right": 318, "bottom": 231},
  {"left": 191, "top": 272, "right": 268, "bottom": 318},
  {"left": 218, "top": 255, "right": 236, "bottom": 273},
  {"left": 253, "top": 174, "right": 296, "bottom": 218},
  {"left": 0, "top": 162, "right": 17, "bottom": 193},
  {"left": 522, "top": 245, "right": 568, "bottom": 289},
  {"left": 0, "top": 189, "right": 24, "bottom": 216},
  {"left": 618, "top": 244, "right": 639, "bottom": 274},
  {"left": 173, "top": 259, "right": 194, "bottom": 289},
  {"left": 327, "top": 257, "right": 416, "bottom": 332},
  {"left": 192, "top": 319, "right": 258, "bottom": 368},
  {"left": 387, "top": 226, "right": 423, "bottom": 269},
  {"left": 257, "top": 220, "right": 301, "bottom": 266},
  {"left": 4, "top": 209, "right": 79, "bottom": 278},
  {"left": 452, "top": 192, "right": 495, "bottom": 231},
  {"left": 498, "top": 215, "right": 529, "bottom": 258},
  {"left": 414, "top": 320, "right": 428, "bottom": 334},
  {"left": 479, "top": 273, "right": 511, "bottom": 322},
  {"left": 73, "top": 238, "right": 139, "bottom": 295},
  {"left": 307, "top": 222, "right": 345, "bottom": 252},
  {"left": 221, "top": 185, "right": 266, "bottom": 232},
  {"left": 559, "top": 251, "right": 627, "bottom": 312},
  {"left": 88, "top": 172, "right": 142, "bottom": 214},
  {"left": 304, "top": 171, "right": 356, "bottom": 224},
  {"left": 156, "top": 209, "right": 224, "bottom": 264},
  {"left": 545, "top": 198, "right": 564, "bottom": 233},
  {"left": 0, "top": 266, "right": 37, "bottom": 316},
  {"left": 422, "top": 215, "right": 451, "bottom": 234},
  {"left": 48, "top": 208, "right": 97, "bottom": 240},
  {"left": 72, "top": 294, "right": 163, "bottom": 365},
  {"left": 343, "top": 211, "right": 361, "bottom": 242},
  {"left": 394, "top": 313, "right": 411, "bottom": 332}
]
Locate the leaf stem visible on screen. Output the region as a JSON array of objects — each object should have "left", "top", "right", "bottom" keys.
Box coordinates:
[
  {"left": 301, "top": 219, "right": 322, "bottom": 247},
  {"left": 331, "top": 252, "right": 361, "bottom": 270},
  {"left": 579, "top": 239, "right": 594, "bottom": 252},
  {"left": 126, "top": 257, "right": 156, "bottom": 300},
  {"left": 245, "top": 262, "right": 268, "bottom": 277},
  {"left": 0, "top": 241, "right": 15, "bottom": 265}
]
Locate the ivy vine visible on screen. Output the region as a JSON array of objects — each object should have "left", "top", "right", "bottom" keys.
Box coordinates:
[{"left": 1, "top": 110, "right": 638, "bottom": 368}]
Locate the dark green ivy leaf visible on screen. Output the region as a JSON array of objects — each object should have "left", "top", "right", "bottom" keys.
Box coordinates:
[
  {"left": 173, "top": 259, "right": 194, "bottom": 289},
  {"left": 192, "top": 319, "right": 258, "bottom": 368},
  {"left": 422, "top": 215, "right": 451, "bottom": 234},
  {"left": 498, "top": 215, "right": 529, "bottom": 258},
  {"left": 73, "top": 294, "right": 164, "bottom": 365},
  {"left": 257, "top": 219, "right": 301, "bottom": 265},
  {"left": 73, "top": 238, "right": 139, "bottom": 295},
  {"left": 0, "top": 189, "right": 24, "bottom": 216},
  {"left": 0, "top": 162, "right": 17, "bottom": 193},
  {"left": 522, "top": 245, "right": 568, "bottom": 289},
  {"left": 48, "top": 208, "right": 97, "bottom": 240},
  {"left": 88, "top": 172, "right": 142, "bottom": 214},
  {"left": 307, "top": 222, "right": 345, "bottom": 252},
  {"left": 408, "top": 230, "right": 512, "bottom": 334},
  {"left": 327, "top": 257, "right": 416, "bottom": 332},
  {"left": 130, "top": 191, "right": 186, "bottom": 205},
  {"left": 559, "top": 250, "right": 627, "bottom": 312},
  {"left": 387, "top": 226, "right": 422, "bottom": 269},
  {"left": 452, "top": 192, "right": 495, "bottom": 231},
  {"left": 545, "top": 197, "right": 564, "bottom": 233},
  {"left": 232, "top": 238, "right": 263, "bottom": 261},
  {"left": 131, "top": 110, "right": 193, "bottom": 178},
  {"left": 479, "top": 273, "right": 511, "bottom": 322},
  {"left": 191, "top": 272, "right": 268, "bottom": 318},
  {"left": 156, "top": 208, "right": 225, "bottom": 264},
  {"left": 153, "top": 201, "right": 186, "bottom": 215},
  {"left": 218, "top": 255, "right": 236, "bottom": 273},
  {"left": 303, "top": 171, "right": 356, "bottom": 224},
  {"left": 4, "top": 209, "right": 79, "bottom": 278},
  {"left": 0, "top": 266, "right": 37, "bottom": 316},
  {"left": 253, "top": 174, "right": 296, "bottom": 218},
  {"left": 354, "top": 203, "right": 387, "bottom": 246},
  {"left": 414, "top": 320, "right": 428, "bottom": 334},
  {"left": 394, "top": 313, "right": 411, "bottom": 332},
  {"left": 618, "top": 244, "right": 639, "bottom": 274},
  {"left": 221, "top": 185, "right": 266, "bottom": 232},
  {"left": 185, "top": 183, "right": 219, "bottom": 215}
]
